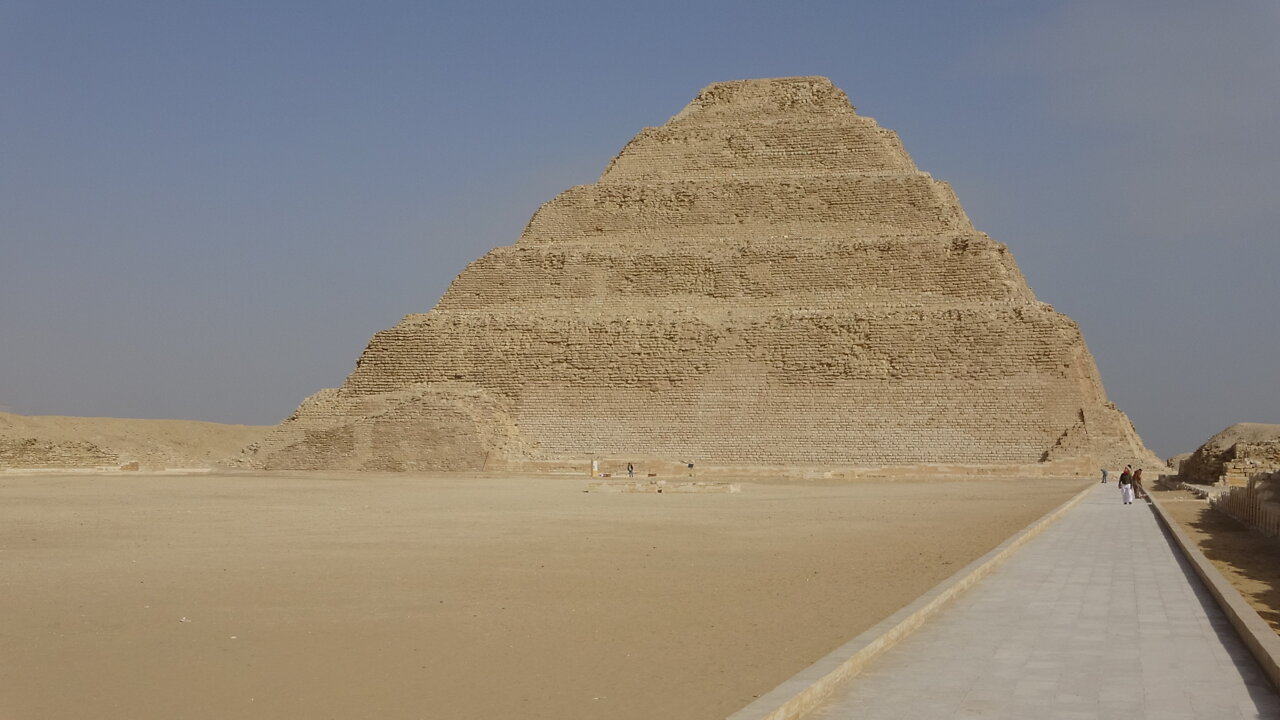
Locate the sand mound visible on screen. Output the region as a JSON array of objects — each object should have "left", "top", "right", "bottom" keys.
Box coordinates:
[
  {"left": 1198, "top": 422, "right": 1280, "bottom": 451},
  {"left": 0, "top": 471, "right": 1087, "bottom": 720},
  {"left": 0, "top": 411, "right": 270, "bottom": 470}
]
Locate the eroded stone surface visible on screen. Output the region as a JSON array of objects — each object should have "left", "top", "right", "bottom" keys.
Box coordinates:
[
  {"left": 247, "top": 76, "right": 1156, "bottom": 472},
  {"left": 0, "top": 412, "right": 269, "bottom": 470},
  {"left": 1178, "top": 422, "right": 1280, "bottom": 484}
]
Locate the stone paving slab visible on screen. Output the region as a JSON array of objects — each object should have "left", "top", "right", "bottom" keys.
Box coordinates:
[{"left": 806, "top": 483, "right": 1280, "bottom": 720}]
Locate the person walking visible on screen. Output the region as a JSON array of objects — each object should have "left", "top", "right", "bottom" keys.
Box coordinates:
[
  {"left": 627, "top": 462, "right": 635, "bottom": 478},
  {"left": 1119, "top": 467, "right": 1135, "bottom": 504},
  {"left": 1133, "top": 468, "right": 1145, "bottom": 500},
  {"left": 1101, "top": 468, "right": 1109, "bottom": 484}
]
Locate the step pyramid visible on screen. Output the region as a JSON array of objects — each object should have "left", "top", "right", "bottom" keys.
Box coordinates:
[{"left": 247, "top": 77, "right": 1155, "bottom": 472}]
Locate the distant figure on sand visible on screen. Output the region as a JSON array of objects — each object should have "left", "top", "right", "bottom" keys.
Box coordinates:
[
  {"left": 627, "top": 462, "right": 634, "bottom": 478},
  {"left": 1101, "top": 468, "right": 1109, "bottom": 484},
  {"left": 1133, "top": 468, "right": 1145, "bottom": 500},
  {"left": 1119, "top": 467, "right": 1135, "bottom": 504}
]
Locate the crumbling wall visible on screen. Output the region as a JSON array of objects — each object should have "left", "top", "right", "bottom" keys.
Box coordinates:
[
  {"left": 0, "top": 438, "right": 118, "bottom": 468},
  {"left": 1178, "top": 423, "right": 1280, "bottom": 485}
]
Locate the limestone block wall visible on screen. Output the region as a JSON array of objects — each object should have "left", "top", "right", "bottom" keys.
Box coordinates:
[
  {"left": 668, "top": 76, "right": 864, "bottom": 121},
  {"left": 0, "top": 438, "right": 117, "bottom": 468},
  {"left": 520, "top": 176, "right": 974, "bottom": 242},
  {"left": 1224, "top": 443, "right": 1280, "bottom": 481},
  {"left": 436, "top": 235, "right": 1034, "bottom": 311},
  {"left": 599, "top": 119, "right": 916, "bottom": 182},
  {"left": 338, "top": 305, "right": 1079, "bottom": 392},
  {"left": 1178, "top": 423, "right": 1280, "bottom": 484},
  {"left": 248, "top": 76, "right": 1156, "bottom": 472}
]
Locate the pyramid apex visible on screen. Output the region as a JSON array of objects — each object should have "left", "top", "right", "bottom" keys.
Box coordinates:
[{"left": 672, "top": 76, "right": 856, "bottom": 121}]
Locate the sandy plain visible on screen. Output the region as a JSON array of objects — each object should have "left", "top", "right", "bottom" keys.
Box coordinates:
[
  {"left": 1, "top": 471, "right": 1087, "bottom": 720},
  {"left": 1155, "top": 487, "right": 1280, "bottom": 634}
]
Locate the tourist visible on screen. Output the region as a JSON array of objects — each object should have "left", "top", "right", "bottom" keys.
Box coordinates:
[
  {"left": 1119, "top": 467, "right": 1135, "bottom": 504},
  {"left": 1101, "top": 468, "right": 1109, "bottom": 484},
  {"left": 1133, "top": 468, "right": 1145, "bottom": 500},
  {"left": 627, "top": 462, "right": 634, "bottom": 478}
]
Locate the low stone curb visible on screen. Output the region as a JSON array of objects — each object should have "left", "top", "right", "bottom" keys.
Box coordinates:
[
  {"left": 1156, "top": 474, "right": 1219, "bottom": 500},
  {"left": 1146, "top": 491, "right": 1280, "bottom": 691},
  {"left": 725, "top": 482, "right": 1094, "bottom": 720}
]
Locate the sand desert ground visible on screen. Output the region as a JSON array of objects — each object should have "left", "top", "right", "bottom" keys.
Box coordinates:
[
  {"left": 1, "top": 471, "right": 1088, "bottom": 720},
  {"left": 4, "top": 73, "right": 1274, "bottom": 720}
]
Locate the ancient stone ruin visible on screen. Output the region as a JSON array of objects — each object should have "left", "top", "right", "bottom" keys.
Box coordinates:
[
  {"left": 0, "top": 411, "right": 268, "bottom": 471},
  {"left": 246, "top": 76, "right": 1156, "bottom": 473},
  {"left": 1177, "top": 423, "right": 1280, "bottom": 485}
]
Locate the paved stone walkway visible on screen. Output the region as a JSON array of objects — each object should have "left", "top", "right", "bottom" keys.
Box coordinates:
[{"left": 808, "top": 483, "right": 1280, "bottom": 719}]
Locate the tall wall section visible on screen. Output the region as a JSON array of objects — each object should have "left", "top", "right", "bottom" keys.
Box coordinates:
[{"left": 247, "top": 76, "right": 1155, "bottom": 472}]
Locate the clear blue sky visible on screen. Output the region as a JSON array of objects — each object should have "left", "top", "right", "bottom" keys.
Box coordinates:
[{"left": 2, "top": 1, "right": 1277, "bottom": 459}]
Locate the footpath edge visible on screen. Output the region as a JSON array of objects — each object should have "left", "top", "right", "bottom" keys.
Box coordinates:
[
  {"left": 1146, "top": 491, "right": 1280, "bottom": 690},
  {"left": 726, "top": 481, "right": 1094, "bottom": 720}
]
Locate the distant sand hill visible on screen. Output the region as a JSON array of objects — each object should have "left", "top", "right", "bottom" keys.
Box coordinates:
[{"left": 0, "top": 412, "right": 270, "bottom": 470}]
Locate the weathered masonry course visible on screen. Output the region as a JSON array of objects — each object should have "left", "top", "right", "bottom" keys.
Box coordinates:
[{"left": 246, "top": 76, "right": 1156, "bottom": 472}]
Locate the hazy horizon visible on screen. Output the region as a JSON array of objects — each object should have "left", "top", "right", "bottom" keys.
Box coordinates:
[{"left": 3, "top": 1, "right": 1278, "bottom": 459}]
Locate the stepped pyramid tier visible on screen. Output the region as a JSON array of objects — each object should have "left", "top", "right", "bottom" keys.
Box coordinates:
[{"left": 246, "top": 76, "right": 1157, "bottom": 472}]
